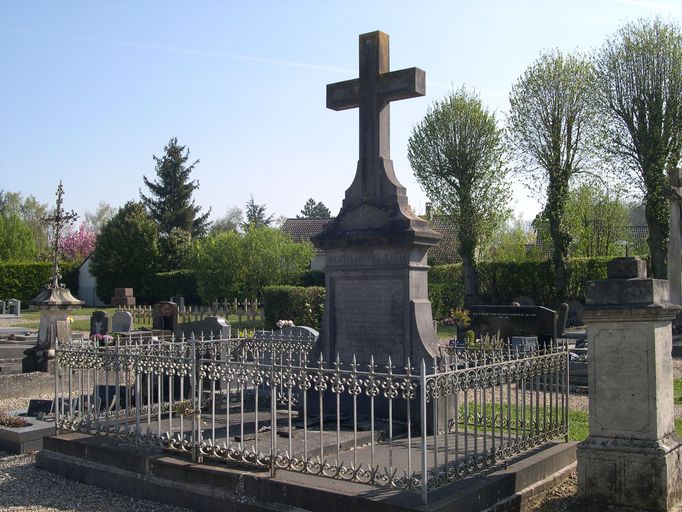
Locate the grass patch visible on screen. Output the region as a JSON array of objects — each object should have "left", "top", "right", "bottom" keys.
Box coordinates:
[
  {"left": 568, "top": 410, "right": 589, "bottom": 441},
  {"left": 437, "top": 324, "right": 455, "bottom": 341},
  {"left": 675, "top": 378, "right": 682, "bottom": 405}
]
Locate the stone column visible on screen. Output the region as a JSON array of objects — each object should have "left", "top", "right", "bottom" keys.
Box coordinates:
[{"left": 577, "top": 257, "right": 682, "bottom": 511}]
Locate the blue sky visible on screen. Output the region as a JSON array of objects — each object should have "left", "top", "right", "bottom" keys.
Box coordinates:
[{"left": 1, "top": 1, "right": 681, "bottom": 224}]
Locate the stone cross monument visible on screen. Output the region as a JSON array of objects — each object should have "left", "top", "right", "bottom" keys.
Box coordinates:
[
  {"left": 314, "top": 31, "right": 441, "bottom": 369},
  {"left": 25, "top": 182, "right": 84, "bottom": 373}
]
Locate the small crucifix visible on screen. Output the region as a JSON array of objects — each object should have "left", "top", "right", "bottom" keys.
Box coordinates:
[
  {"left": 42, "top": 181, "right": 78, "bottom": 290},
  {"left": 327, "top": 31, "right": 425, "bottom": 203}
]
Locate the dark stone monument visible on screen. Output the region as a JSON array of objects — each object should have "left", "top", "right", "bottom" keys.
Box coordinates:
[
  {"left": 89, "top": 311, "right": 109, "bottom": 336},
  {"left": 176, "top": 316, "right": 230, "bottom": 340},
  {"left": 27, "top": 399, "right": 53, "bottom": 418},
  {"left": 153, "top": 301, "right": 179, "bottom": 332},
  {"left": 468, "top": 305, "right": 557, "bottom": 343},
  {"left": 313, "top": 31, "right": 441, "bottom": 369}
]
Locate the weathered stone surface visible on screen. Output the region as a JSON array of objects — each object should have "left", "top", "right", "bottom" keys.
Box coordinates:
[
  {"left": 577, "top": 257, "right": 682, "bottom": 510},
  {"left": 313, "top": 32, "right": 440, "bottom": 373},
  {"left": 153, "top": 301, "right": 178, "bottom": 331},
  {"left": 607, "top": 256, "right": 646, "bottom": 279},
  {"left": 111, "top": 311, "right": 133, "bottom": 333}
]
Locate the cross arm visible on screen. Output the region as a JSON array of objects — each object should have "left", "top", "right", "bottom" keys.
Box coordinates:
[
  {"left": 327, "top": 79, "right": 361, "bottom": 111},
  {"left": 378, "top": 67, "right": 426, "bottom": 101}
]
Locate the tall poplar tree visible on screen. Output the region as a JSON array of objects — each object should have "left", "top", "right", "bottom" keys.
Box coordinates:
[{"left": 140, "top": 138, "right": 211, "bottom": 237}]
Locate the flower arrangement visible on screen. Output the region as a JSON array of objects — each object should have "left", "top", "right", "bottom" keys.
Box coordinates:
[
  {"left": 276, "top": 319, "right": 294, "bottom": 329},
  {"left": 0, "top": 411, "right": 32, "bottom": 428},
  {"left": 92, "top": 333, "right": 114, "bottom": 345}
]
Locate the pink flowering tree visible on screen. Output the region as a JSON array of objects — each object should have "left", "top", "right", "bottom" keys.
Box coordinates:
[{"left": 59, "top": 222, "right": 96, "bottom": 262}]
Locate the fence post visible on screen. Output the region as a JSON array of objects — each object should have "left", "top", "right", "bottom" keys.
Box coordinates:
[
  {"left": 191, "top": 336, "right": 201, "bottom": 463},
  {"left": 270, "top": 355, "right": 277, "bottom": 478},
  {"left": 420, "top": 359, "right": 428, "bottom": 505}
]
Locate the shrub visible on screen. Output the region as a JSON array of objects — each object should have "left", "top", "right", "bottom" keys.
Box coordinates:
[
  {"left": 263, "top": 286, "right": 325, "bottom": 330},
  {"left": 0, "top": 261, "right": 79, "bottom": 304},
  {"left": 142, "top": 269, "right": 200, "bottom": 304},
  {"left": 298, "top": 269, "right": 325, "bottom": 287}
]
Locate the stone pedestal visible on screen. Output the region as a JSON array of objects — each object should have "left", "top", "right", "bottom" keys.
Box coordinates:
[{"left": 577, "top": 257, "right": 682, "bottom": 511}]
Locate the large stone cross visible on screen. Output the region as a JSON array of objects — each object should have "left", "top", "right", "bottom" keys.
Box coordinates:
[
  {"left": 327, "top": 31, "right": 425, "bottom": 202},
  {"left": 42, "top": 181, "right": 78, "bottom": 290}
]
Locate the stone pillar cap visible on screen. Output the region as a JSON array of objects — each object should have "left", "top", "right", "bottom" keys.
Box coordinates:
[{"left": 607, "top": 257, "right": 646, "bottom": 279}]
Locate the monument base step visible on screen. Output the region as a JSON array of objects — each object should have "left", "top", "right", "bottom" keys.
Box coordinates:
[
  {"left": 37, "top": 433, "right": 577, "bottom": 512},
  {"left": 0, "top": 358, "right": 24, "bottom": 375}
]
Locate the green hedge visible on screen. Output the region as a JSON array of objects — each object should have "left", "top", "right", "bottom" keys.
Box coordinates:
[
  {"left": 263, "top": 285, "right": 325, "bottom": 330},
  {"left": 139, "top": 269, "right": 200, "bottom": 305},
  {"left": 0, "top": 261, "right": 79, "bottom": 305},
  {"left": 428, "top": 257, "right": 612, "bottom": 319},
  {"left": 298, "top": 269, "right": 325, "bottom": 287}
]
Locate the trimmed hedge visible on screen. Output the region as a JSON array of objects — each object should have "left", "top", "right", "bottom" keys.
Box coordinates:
[
  {"left": 428, "top": 257, "right": 612, "bottom": 319},
  {"left": 298, "top": 269, "right": 325, "bottom": 287},
  {"left": 141, "top": 269, "right": 200, "bottom": 305},
  {"left": 0, "top": 261, "right": 79, "bottom": 305},
  {"left": 263, "top": 285, "right": 325, "bottom": 330}
]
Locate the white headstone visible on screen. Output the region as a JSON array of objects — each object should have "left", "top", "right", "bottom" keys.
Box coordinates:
[{"left": 111, "top": 311, "right": 133, "bottom": 333}]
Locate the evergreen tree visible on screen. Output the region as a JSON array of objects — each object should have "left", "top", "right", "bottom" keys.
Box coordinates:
[
  {"left": 140, "top": 138, "right": 211, "bottom": 237},
  {"left": 297, "top": 198, "right": 331, "bottom": 218},
  {"left": 242, "top": 195, "right": 274, "bottom": 230}
]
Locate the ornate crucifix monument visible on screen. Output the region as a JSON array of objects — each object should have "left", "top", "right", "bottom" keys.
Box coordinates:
[
  {"left": 314, "top": 31, "right": 441, "bottom": 368},
  {"left": 25, "top": 182, "right": 83, "bottom": 373}
]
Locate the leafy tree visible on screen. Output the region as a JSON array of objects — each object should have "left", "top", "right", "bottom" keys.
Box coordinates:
[
  {"left": 192, "top": 227, "right": 314, "bottom": 302},
  {"left": 0, "top": 191, "right": 48, "bottom": 258},
  {"left": 242, "top": 195, "right": 274, "bottom": 231},
  {"left": 210, "top": 206, "right": 243, "bottom": 234},
  {"left": 59, "top": 222, "right": 97, "bottom": 262},
  {"left": 482, "top": 216, "right": 542, "bottom": 263},
  {"left": 507, "top": 50, "right": 598, "bottom": 300},
  {"left": 408, "top": 87, "right": 510, "bottom": 304},
  {"left": 297, "top": 198, "right": 331, "bottom": 218},
  {"left": 241, "top": 227, "right": 314, "bottom": 298},
  {"left": 90, "top": 202, "right": 161, "bottom": 302},
  {"left": 565, "top": 184, "right": 631, "bottom": 257},
  {"left": 192, "top": 230, "right": 245, "bottom": 302},
  {"left": 84, "top": 201, "right": 115, "bottom": 234},
  {"left": 0, "top": 214, "right": 37, "bottom": 261},
  {"left": 140, "top": 138, "right": 211, "bottom": 237},
  {"left": 595, "top": 18, "right": 682, "bottom": 278}
]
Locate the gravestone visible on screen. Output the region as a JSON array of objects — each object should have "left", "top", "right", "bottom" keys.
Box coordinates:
[
  {"left": 27, "top": 399, "right": 53, "bottom": 418},
  {"left": 7, "top": 299, "right": 20, "bottom": 316},
  {"left": 153, "top": 302, "right": 178, "bottom": 332},
  {"left": 577, "top": 257, "right": 682, "bottom": 510},
  {"left": 111, "top": 287, "right": 135, "bottom": 307},
  {"left": 89, "top": 311, "right": 109, "bottom": 336},
  {"left": 313, "top": 31, "right": 441, "bottom": 369},
  {"left": 0, "top": 300, "right": 5, "bottom": 315},
  {"left": 111, "top": 311, "right": 133, "bottom": 333},
  {"left": 170, "top": 295, "right": 185, "bottom": 313},
  {"left": 176, "top": 316, "right": 230, "bottom": 340},
  {"left": 468, "top": 305, "right": 556, "bottom": 343}
]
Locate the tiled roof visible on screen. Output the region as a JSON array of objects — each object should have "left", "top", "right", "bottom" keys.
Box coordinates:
[{"left": 280, "top": 217, "right": 459, "bottom": 263}]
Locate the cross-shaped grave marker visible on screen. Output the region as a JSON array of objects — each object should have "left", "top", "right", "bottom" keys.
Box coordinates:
[{"left": 327, "top": 31, "right": 425, "bottom": 204}]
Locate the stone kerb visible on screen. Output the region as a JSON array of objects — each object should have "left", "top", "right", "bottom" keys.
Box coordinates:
[{"left": 577, "top": 257, "right": 682, "bottom": 511}]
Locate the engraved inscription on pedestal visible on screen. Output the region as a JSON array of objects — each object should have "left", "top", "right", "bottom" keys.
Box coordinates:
[
  {"left": 592, "top": 328, "right": 650, "bottom": 434},
  {"left": 332, "top": 277, "right": 405, "bottom": 365}
]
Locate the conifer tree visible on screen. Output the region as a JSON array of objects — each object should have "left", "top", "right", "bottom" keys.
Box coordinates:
[{"left": 140, "top": 138, "right": 211, "bottom": 237}]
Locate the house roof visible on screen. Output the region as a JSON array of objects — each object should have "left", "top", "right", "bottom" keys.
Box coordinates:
[{"left": 280, "top": 216, "right": 459, "bottom": 263}]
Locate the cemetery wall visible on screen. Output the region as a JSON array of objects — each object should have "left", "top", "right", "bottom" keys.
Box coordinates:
[{"left": 0, "top": 261, "right": 79, "bottom": 304}]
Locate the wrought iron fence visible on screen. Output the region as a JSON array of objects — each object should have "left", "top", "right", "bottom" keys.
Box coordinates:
[{"left": 55, "top": 333, "right": 568, "bottom": 504}]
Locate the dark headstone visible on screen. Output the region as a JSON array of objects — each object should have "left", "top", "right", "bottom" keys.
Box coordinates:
[
  {"left": 89, "top": 310, "right": 109, "bottom": 335},
  {"left": 176, "top": 316, "right": 230, "bottom": 340},
  {"left": 27, "top": 399, "right": 53, "bottom": 417},
  {"left": 7, "top": 298, "right": 20, "bottom": 316},
  {"left": 468, "top": 305, "right": 556, "bottom": 341},
  {"left": 153, "top": 302, "right": 179, "bottom": 332},
  {"left": 95, "top": 385, "right": 131, "bottom": 412}
]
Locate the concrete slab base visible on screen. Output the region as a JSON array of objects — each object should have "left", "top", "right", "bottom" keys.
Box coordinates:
[
  {"left": 0, "top": 417, "right": 55, "bottom": 454},
  {"left": 37, "top": 433, "right": 577, "bottom": 512}
]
